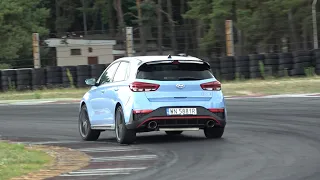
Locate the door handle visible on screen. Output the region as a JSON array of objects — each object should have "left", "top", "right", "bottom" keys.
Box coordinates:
[
  {"left": 114, "top": 88, "right": 119, "bottom": 91},
  {"left": 101, "top": 90, "right": 105, "bottom": 94}
]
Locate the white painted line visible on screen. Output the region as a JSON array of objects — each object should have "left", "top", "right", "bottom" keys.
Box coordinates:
[
  {"left": 60, "top": 172, "right": 130, "bottom": 176},
  {"left": 225, "top": 93, "right": 320, "bottom": 100},
  {"left": 27, "top": 140, "right": 82, "bottom": 145},
  {"left": 60, "top": 167, "right": 147, "bottom": 177},
  {"left": 11, "top": 101, "right": 55, "bottom": 105},
  {"left": 91, "top": 155, "right": 158, "bottom": 162},
  {"left": 78, "top": 147, "right": 142, "bottom": 152},
  {"left": 74, "top": 167, "right": 147, "bottom": 172}
]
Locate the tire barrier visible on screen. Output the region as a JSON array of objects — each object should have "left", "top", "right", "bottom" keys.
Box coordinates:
[
  {"left": 291, "top": 50, "right": 312, "bottom": 77},
  {"left": 16, "top": 68, "right": 32, "bottom": 91},
  {"left": 32, "top": 68, "right": 46, "bottom": 90},
  {"left": 90, "top": 64, "right": 106, "bottom": 79},
  {"left": 249, "top": 54, "right": 265, "bottom": 79},
  {"left": 1, "top": 69, "right": 16, "bottom": 91},
  {"left": 207, "top": 57, "right": 220, "bottom": 79},
  {"left": 77, "top": 65, "right": 91, "bottom": 88},
  {"left": 264, "top": 53, "right": 279, "bottom": 77},
  {"left": 314, "top": 50, "right": 320, "bottom": 75},
  {"left": 1, "top": 49, "right": 320, "bottom": 92},
  {"left": 46, "top": 66, "right": 62, "bottom": 89},
  {"left": 220, "top": 56, "right": 235, "bottom": 81},
  {"left": 311, "top": 49, "right": 319, "bottom": 67},
  {"left": 235, "top": 56, "right": 250, "bottom": 79},
  {"left": 278, "top": 52, "right": 293, "bottom": 77},
  {"left": 62, "top": 66, "right": 77, "bottom": 88}
]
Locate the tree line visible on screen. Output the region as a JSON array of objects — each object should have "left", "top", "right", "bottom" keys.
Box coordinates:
[{"left": 0, "top": 0, "right": 319, "bottom": 68}]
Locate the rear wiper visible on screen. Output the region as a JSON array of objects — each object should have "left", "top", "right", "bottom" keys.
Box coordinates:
[{"left": 178, "top": 77, "right": 201, "bottom": 80}]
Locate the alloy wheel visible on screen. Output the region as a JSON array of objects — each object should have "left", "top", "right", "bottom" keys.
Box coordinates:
[{"left": 79, "top": 110, "right": 89, "bottom": 137}]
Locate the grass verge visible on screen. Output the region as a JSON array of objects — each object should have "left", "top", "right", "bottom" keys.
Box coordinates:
[
  {"left": 0, "top": 142, "right": 52, "bottom": 180},
  {"left": 0, "top": 76, "right": 319, "bottom": 100},
  {"left": 222, "top": 76, "right": 320, "bottom": 96}
]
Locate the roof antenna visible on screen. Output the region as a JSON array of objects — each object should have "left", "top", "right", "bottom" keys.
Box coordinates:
[{"left": 167, "top": 54, "right": 172, "bottom": 59}]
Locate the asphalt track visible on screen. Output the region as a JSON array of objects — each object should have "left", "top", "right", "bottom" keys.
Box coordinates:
[{"left": 1, "top": 97, "right": 320, "bottom": 180}]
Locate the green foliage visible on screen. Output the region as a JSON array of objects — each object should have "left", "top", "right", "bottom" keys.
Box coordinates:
[
  {"left": 0, "top": 0, "right": 318, "bottom": 64},
  {"left": 183, "top": 0, "right": 313, "bottom": 53},
  {"left": 305, "top": 67, "right": 316, "bottom": 77},
  {"left": 0, "top": 63, "right": 12, "bottom": 69},
  {"left": 0, "top": 0, "right": 49, "bottom": 60},
  {"left": 66, "top": 68, "right": 75, "bottom": 88}
]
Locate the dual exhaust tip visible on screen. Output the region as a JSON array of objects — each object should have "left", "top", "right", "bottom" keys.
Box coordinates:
[
  {"left": 206, "top": 120, "right": 215, "bottom": 128},
  {"left": 147, "top": 120, "right": 215, "bottom": 130},
  {"left": 147, "top": 121, "right": 158, "bottom": 130}
]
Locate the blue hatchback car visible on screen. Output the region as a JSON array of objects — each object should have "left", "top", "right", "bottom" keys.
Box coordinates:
[{"left": 79, "top": 55, "right": 227, "bottom": 144}]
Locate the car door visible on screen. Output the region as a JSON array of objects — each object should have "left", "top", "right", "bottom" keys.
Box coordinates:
[
  {"left": 89, "top": 62, "right": 120, "bottom": 126},
  {"left": 109, "top": 61, "right": 131, "bottom": 124}
]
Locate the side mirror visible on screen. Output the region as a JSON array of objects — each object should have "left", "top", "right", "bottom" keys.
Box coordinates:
[{"left": 85, "top": 78, "right": 97, "bottom": 86}]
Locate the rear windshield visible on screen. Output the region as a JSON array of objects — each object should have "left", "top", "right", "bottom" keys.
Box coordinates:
[{"left": 136, "top": 62, "right": 214, "bottom": 81}]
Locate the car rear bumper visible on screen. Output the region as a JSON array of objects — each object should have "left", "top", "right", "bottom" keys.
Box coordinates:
[{"left": 126, "top": 106, "right": 226, "bottom": 131}]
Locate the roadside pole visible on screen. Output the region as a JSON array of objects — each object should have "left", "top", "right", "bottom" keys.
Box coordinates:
[
  {"left": 32, "top": 33, "right": 41, "bottom": 68},
  {"left": 126, "top": 27, "right": 134, "bottom": 57},
  {"left": 312, "top": 0, "right": 318, "bottom": 49},
  {"left": 225, "top": 20, "right": 235, "bottom": 56}
]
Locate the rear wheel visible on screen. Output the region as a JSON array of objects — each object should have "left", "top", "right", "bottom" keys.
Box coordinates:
[
  {"left": 204, "top": 127, "right": 224, "bottom": 139},
  {"left": 79, "top": 105, "right": 101, "bottom": 141},
  {"left": 165, "top": 131, "right": 183, "bottom": 135},
  {"left": 115, "top": 106, "right": 136, "bottom": 144}
]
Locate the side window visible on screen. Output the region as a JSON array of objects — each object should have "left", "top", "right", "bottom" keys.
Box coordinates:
[
  {"left": 99, "top": 62, "right": 119, "bottom": 85},
  {"left": 113, "top": 62, "right": 129, "bottom": 82}
]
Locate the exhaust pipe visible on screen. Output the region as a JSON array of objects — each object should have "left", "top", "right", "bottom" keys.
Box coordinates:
[
  {"left": 147, "top": 121, "right": 158, "bottom": 130},
  {"left": 206, "top": 120, "right": 215, "bottom": 128}
]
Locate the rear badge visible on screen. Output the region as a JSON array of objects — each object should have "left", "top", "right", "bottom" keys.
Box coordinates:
[{"left": 176, "top": 84, "right": 185, "bottom": 89}]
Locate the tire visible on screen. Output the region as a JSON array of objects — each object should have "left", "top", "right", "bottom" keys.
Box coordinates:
[
  {"left": 292, "top": 50, "right": 310, "bottom": 57},
  {"left": 220, "top": 56, "right": 235, "bottom": 69},
  {"left": 204, "top": 127, "right": 225, "bottom": 139},
  {"left": 279, "top": 52, "right": 292, "bottom": 59},
  {"left": 115, "top": 106, "right": 136, "bottom": 144},
  {"left": 79, "top": 105, "right": 101, "bottom": 141},
  {"left": 165, "top": 131, "right": 183, "bottom": 135}
]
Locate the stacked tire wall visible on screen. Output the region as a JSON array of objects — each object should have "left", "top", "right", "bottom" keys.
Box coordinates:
[
  {"left": 0, "top": 49, "right": 320, "bottom": 92},
  {"left": 77, "top": 65, "right": 91, "bottom": 88},
  {"left": 315, "top": 50, "right": 320, "bottom": 75},
  {"left": 278, "top": 53, "right": 293, "bottom": 77},
  {"left": 291, "top": 51, "right": 312, "bottom": 77},
  {"left": 235, "top": 56, "right": 250, "bottom": 79},
  {"left": 90, "top": 64, "right": 107, "bottom": 79},
  {"left": 249, "top": 54, "right": 265, "bottom": 79},
  {"left": 1, "top": 69, "right": 17, "bottom": 91},
  {"left": 264, "top": 54, "right": 279, "bottom": 77},
  {"left": 32, "top": 68, "right": 46, "bottom": 90},
  {"left": 46, "top": 66, "right": 62, "bottom": 88},
  {"left": 220, "top": 56, "right": 235, "bottom": 81},
  {"left": 16, "top": 68, "right": 32, "bottom": 91},
  {"left": 207, "top": 57, "right": 220, "bottom": 79}
]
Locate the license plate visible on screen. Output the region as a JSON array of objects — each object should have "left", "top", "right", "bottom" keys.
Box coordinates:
[{"left": 166, "top": 108, "right": 197, "bottom": 115}]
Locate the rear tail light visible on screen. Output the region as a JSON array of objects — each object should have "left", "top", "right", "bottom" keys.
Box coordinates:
[
  {"left": 129, "top": 82, "right": 160, "bottom": 92},
  {"left": 200, "top": 81, "right": 221, "bottom": 91},
  {"left": 208, "top": 108, "right": 224, "bottom": 113},
  {"left": 133, "top": 109, "right": 153, "bottom": 114}
]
